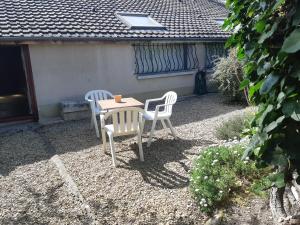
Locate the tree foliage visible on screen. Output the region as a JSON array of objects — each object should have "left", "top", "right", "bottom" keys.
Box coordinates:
[{"left": 224, "top": 0, "right": 300, "bottom": 193}]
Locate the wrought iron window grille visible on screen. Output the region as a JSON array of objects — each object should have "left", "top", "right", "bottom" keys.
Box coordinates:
[
  {"left": 133, "top": 43, "right": 199, "bottom": 76},
  {"left": 205, "top": 42, "right": 227, "bottom": 70}
]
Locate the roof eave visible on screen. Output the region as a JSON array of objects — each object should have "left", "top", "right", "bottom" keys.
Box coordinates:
[{"left": 0, "top": 35, "right": 230, "bottom": 44}]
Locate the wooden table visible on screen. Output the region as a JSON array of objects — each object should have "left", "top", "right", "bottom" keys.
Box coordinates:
[{"left": 98, "top": 97, "right": 144, "bottom": 111}]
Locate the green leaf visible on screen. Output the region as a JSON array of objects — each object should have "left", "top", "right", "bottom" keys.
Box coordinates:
[
  {"left": 259, "top": 74, "right": 280, "bottom": 95},
  {"left": 237, "top": 46, "right": 245, "bottom": 60},
  {"left": 258, "top": 104, "right": 274, "bottom": 127},
  {"left": 258, "top": 53, "right": 269, "bottom": 64},
  {"left": 243, "top": 62, "right": 256, "bottom": 75},
  {"left": 258, "top": 22, "right": 278, "bottom": 44},
  {"left": 269, "top": 172, "right": 286, "bottom": 188},
  {"left": 292, "top": 2, "right": 300, "bottom": 26},
  {"left": 281, "top": 29, "right": 300, "bottom": 53},
  {"left": 271, "top": 146, "right": 288, "bottom": 167},
  {"left": 239, "top": 79, "right": 250, "bottom": 90},
  {"left": 249, "top": 80, "right": 263, "bottom": 99},
  {"left": 276, "top": 92, "right": 286, "bottom": 109},
  {"left": 282, "top": 100, "right": 300, "bottom": 121},
  {"left": 255, "top": 20, "right": 266, "bottom": 33},
  {"left": 264, "top": 116, "right": 285, "bottom": 133},
  {"left": 290, "top": 63, "right": 300, "bottom": 80},
  {"left": 257, "top": 62, "right": 271, "bottom": 76},
  {"left": 272, "top": 0, "right": 285, "bottom": 11}
]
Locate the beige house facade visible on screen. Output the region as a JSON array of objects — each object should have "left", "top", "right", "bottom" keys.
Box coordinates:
[
  {"left": 0, "top": 0, "right": 229, "bottom": 123},
  {"left": 30, "top": 42, "right": 206, "bottom": 118}
]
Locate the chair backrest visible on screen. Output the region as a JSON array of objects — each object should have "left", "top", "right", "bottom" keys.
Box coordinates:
[
  {"left": 104, "top": 107, "right": 144, "bottom": 136},
  {"left": 162, "top": 91, "right": 177, "bottom": 114},
  {"left": 85, "top": 90, "right": 113, "bottom": 113}
]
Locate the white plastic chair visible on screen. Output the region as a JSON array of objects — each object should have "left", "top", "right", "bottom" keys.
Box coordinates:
[
  {"left": 143, "top": 91, "right": 177, "bottom": 147},
  {"left": 85, "top": 90, "right": 113, "bottom": 138},
  {"left": 100, "top": 107, "right": 145, "bottom": 167}
]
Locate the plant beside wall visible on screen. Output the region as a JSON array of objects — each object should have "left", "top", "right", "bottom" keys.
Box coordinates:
[
  {"left": 215, "top": 112, "right": 254, "bottom": 140},
  {"left": 212, "top": 49, "right": 248, "bottom": 102},
  {"left": 224, "top": 0, "right": 300, "bottom": 223},
  {"left": 190, "top": 144, "right": 271, "bottom": 214}
]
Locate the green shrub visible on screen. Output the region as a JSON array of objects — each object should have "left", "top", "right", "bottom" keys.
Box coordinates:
[
  {"left": 215, "top": 113, "right": 254, "bottom": 140},
  {"left": 190, "top": 145, "right": 270, "bottom": 214},
  {"left": 212, "top": 49, "right": 245, "bottom": 102}
]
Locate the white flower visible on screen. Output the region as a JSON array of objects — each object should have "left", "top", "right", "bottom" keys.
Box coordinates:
[
  {"left": 219, "top": 190, "right": 223, "bottom": 194},
  {"left": 201, "top": 198, "right": 206, "bottom": 202},
  {"left": 204, "top": 204, "right": 208, "bottom": 207},
  {"left": 204, "top": 176, "right": 208, "bottom": 180},
  {"left": 213, "top": 159, "right": 218, "bottom": 163},
  {"left": 245, "top": 157, "right": 250, "bottom": 161},
  {"left": 195, "top": 189, "right": 200, "bottom": 192},
  {"left": 216, "top": 179, "right": 220, "bottom": 182},
  {"left": 243, "top": 161, "right": 248, "bottom": 164}
]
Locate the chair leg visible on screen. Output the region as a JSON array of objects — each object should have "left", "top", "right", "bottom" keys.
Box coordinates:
[
  {"left": 93, "top": 115, "right": 100, "bottom": 138},
  {"left": 108, "top": 133, "right": 117, "bottom": 167},
  {"left": 166, "top": 118, "right": 177, "bottom": 139},
  {"left": 101, "top": 129, "right": 107, "bottom": 152},
  {"left": 137, "top": 132, "right": 144, "bottom": 161},
  {"left": 147, "top": 119, "right": 157, "bottom": 147},
  {"left": 161, "top": 119, "right": 167, "bottom": 129},
  {"left": 90, "top": 116, "right": 93, "bottom": 129},
  {"left": 141, "top": 119, "right": 145, "bottom": 134}
]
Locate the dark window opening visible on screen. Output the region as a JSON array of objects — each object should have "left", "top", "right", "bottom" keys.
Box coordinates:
[{"left": 0, "top": 46, "right": 32, "bottom": 120}]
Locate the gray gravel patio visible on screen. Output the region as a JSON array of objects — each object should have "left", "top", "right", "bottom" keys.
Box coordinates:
[{"left": 0, "top": 93, "right": 268, "bottom": 225}]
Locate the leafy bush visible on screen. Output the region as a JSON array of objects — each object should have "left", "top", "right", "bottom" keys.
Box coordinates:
[
  {"left": 212, "top": 49, "right": 245, "bottom": 102},
  {"left": 190, "top": 145, "right": 271, "bottom": 214},
  {"left": 215, "top": 113, "right": 254, "bottom": 140},
  {"left": 225, "top": 0, "right": 300, "bottom": 221}
]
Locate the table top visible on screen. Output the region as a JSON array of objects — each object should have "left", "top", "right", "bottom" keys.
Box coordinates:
[{"left": 98, "top": 97, "right": 144, "bottom": 111}]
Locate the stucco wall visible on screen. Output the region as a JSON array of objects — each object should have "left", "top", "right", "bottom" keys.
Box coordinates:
[{"left": 29, "top": 43, "right": 205, "bottom": 118}]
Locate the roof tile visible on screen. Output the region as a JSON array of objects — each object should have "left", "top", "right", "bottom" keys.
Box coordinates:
[{"left": 0, "top": 0, "right": 230, "bottom": 41}]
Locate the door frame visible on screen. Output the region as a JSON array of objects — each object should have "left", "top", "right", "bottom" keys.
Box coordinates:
[{"left": 0, "top": 45, "right": 39, "bottom": 123}]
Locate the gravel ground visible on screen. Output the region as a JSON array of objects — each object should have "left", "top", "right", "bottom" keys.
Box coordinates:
[{"left": 0, "top": 94, "right": 272, "bottom": 224}]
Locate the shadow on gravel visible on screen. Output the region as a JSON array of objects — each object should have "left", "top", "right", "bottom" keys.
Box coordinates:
[
  {"left": 170, "top": 95, "right": 245, "bottom": 128},
  {"left": 0, "top": 94, "right": 243, "bottom": 176},
  {"left": 0, "top": 118, "right": 100, "bottom": 176},
  {"left": 118, "top": 138, "right": 214, "bottom": 189}
]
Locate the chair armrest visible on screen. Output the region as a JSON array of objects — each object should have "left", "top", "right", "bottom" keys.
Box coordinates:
[
  {"left": 85, "top": 96, "right": 94, "bottom": 102},
  {"left": 153, "top": 103, "right": 174, "bottom": 117},
  {"left": 144, "top": 96, "right": 165, "bottom": 111}
]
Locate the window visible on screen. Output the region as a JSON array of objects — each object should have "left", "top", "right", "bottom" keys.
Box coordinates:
[
  {"left": 205, "top": 43, "right": 227, "bottom": 69},
  {"left": 214, "top": 18, "right": 225, "bottom": 26},
  {"left": 116, "top": 12, "right": 165, "bottom": 30},
  {"left": 133, "top": 43, "right": 199, "bottom": 76}
]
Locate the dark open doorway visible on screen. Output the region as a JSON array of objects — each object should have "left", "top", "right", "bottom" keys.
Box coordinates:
[{"left": 0, "top": 45, "right": 38, "bottom": 122}]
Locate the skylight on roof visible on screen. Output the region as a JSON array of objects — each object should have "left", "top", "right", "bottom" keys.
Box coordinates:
[
  {"left": 215, "top": 18, "right": 225, "bottom": 26},
  {"left": 116, "top": 12, "right": 165, "bottom": 30}
]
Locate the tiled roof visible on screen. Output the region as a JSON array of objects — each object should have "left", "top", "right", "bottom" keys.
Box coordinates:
[{"left": 0, "top": 0, "right": 230, "bottom": 42}]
